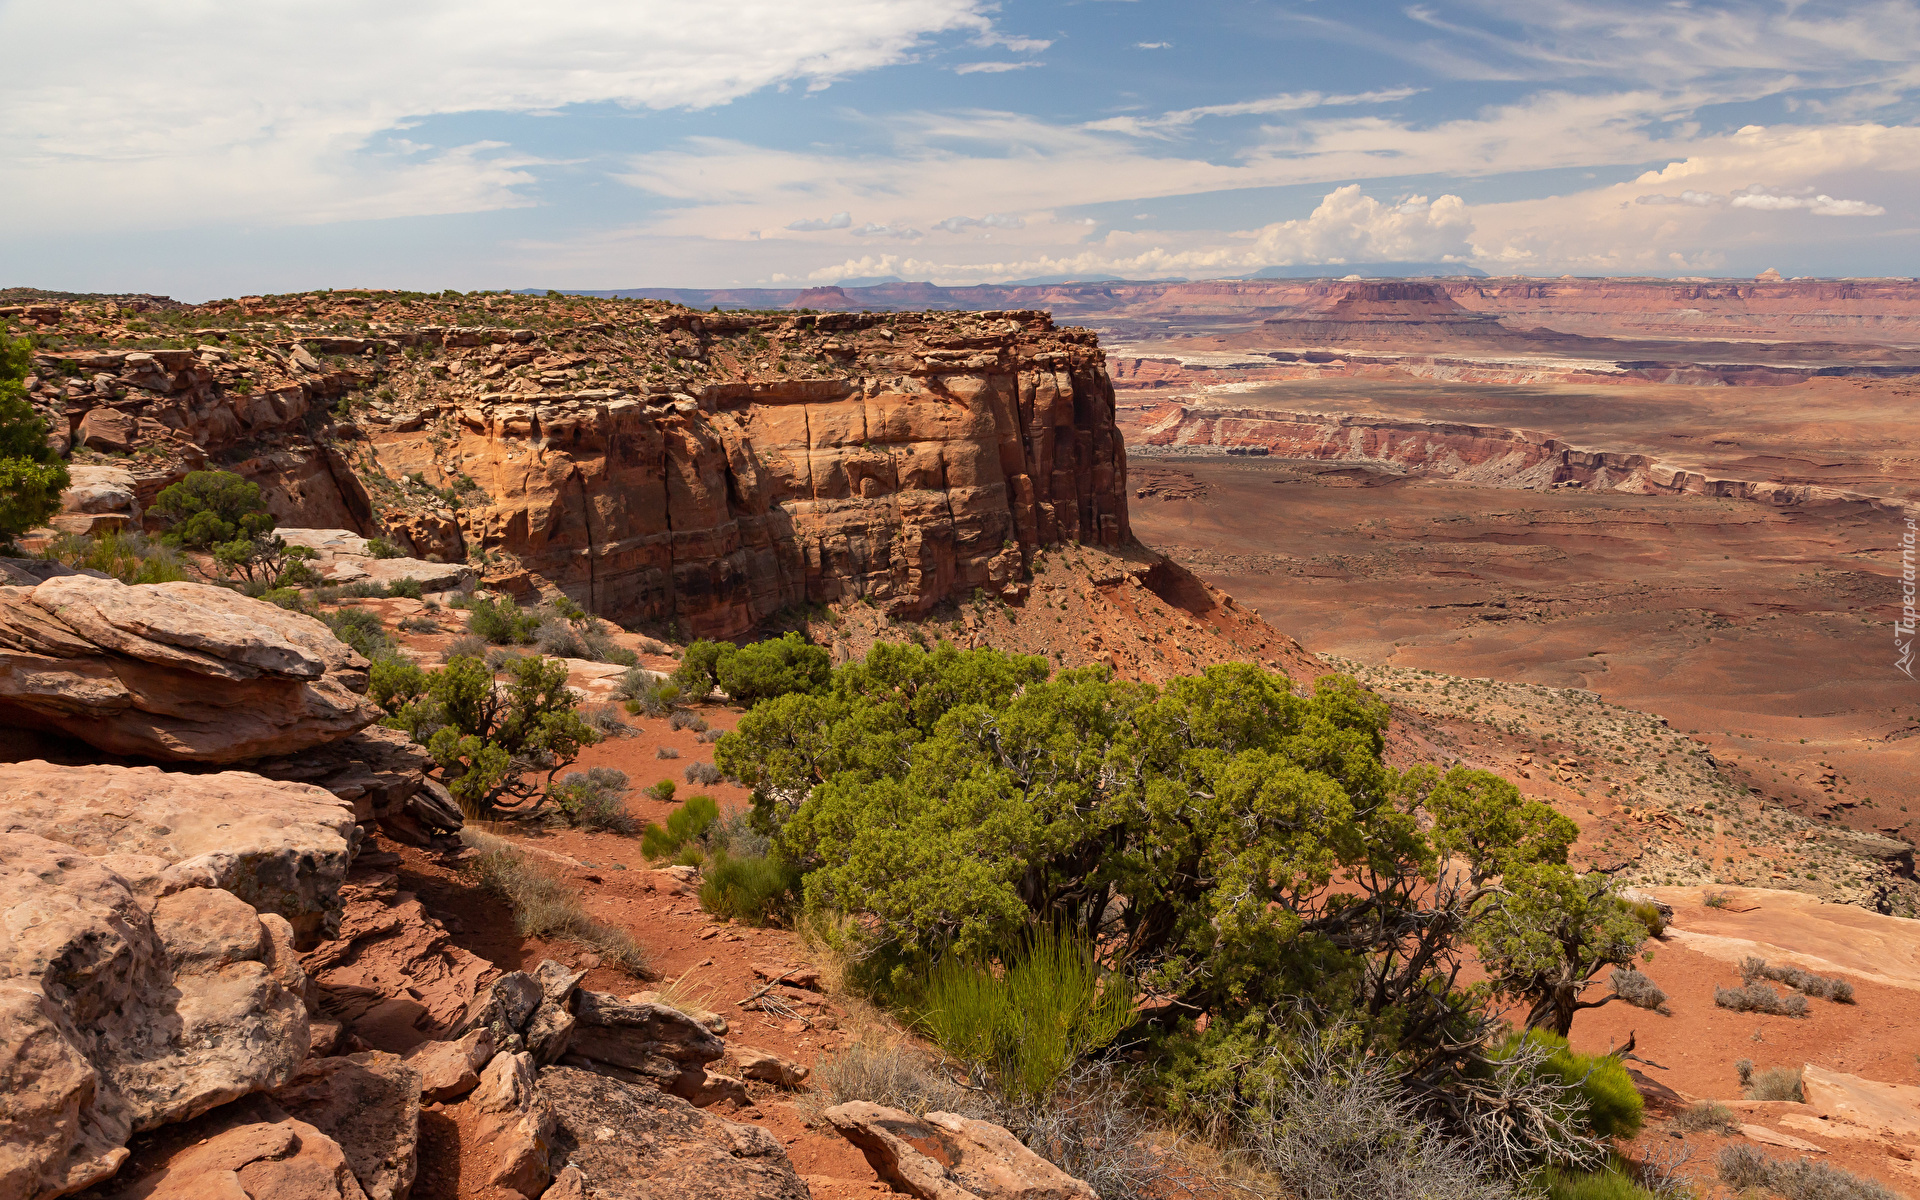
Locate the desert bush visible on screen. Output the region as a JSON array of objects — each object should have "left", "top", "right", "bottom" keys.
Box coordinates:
[
  {"left": 444, "top": 633, "right": 487, "bottom": 662},
  {"left": 324, "top": 607, "right": 397, "bottom": 661},
  {"left": 617, "top": 669, "right": 679, "bottom": 716},
  {"left": 1608, "top": 967, "right": 1671, "bottom": 1015},
  {"left": 643, "top": 778, "right": 676, "bottom": 804},
  {"left": 550, "top": 766, "right": 634, "bottom": 832},
  {"left": 811, "top": 1037, "right": 987, "bottom": 1117},
  {"left": 262, "top": 587, "right": 306, "bottom": 611},
  {"left": 916, "top": 925, "right": 1135, "bottom": 1107},
  {"left": 1239, "top": 1043, "right": 1521, "bottom": 1200},
  {"left": 697, "top": 727, "right": 724, "bottom": 743},
  {"left": 467, "top": 595, "right": 539, "bottom": 645},
  {"left": 1494, "top": 1030, "right": 1643, "bottom": 1142},
  {"left": 669, "top": 709, "right": 699, "bottom": 731},
  {"left": 1672, "top": 1100, "right": 1738, "bottom": 1135},
  {"left": 1009, "top": 1062, "right": 1195, "bottom": 1200},
  {"left": 398, "top": 615, "right": 437, "bottom": 633},
  {"left": 1702, "top": 889, "right": 1734, "bottom": 909},
  {"left": 366, "top": 536, "right": 403, "bottom": 559},
  {"left": 698, "top": 850, "right": 799, "bottom": 924},
  {"left": 534, "top": 617, "right": 584, "bottom": 659},
  {"left": 40, "top": 530, "right": 186, "bottom": 584},
  {"left": 1714, "top": 982, "right": 1809, "bottom": 1017},
  {"left": 710, "top": 806, "right": 771, "bottom": 858},
  {"left": 1718, "top": 1143, "right": 1898, "bottom": 1200},
  {"left": 1623, "top": 899, "right": 1667, "bottom": 938},
  {"left": 373, "top": 653, "right": 597, "bottom": 817},
  {"left": 1738, "top": 956, "right": 1855, "bottom": 1003},
  {"left": 1736, "top": 1061, "right": 1804, "bottom": 1102},
  {"left": 641, "top": 794, "right": 718, "bottom": 860},
  {"left": 684, "top": 761, "right": 723, "bottom": 786},
  {"left": 466, "top": 837, "right": 649, "bottom": 974},
  {"left": 578, "top": 703, "right": 628, "bottom": 738},
  {"left": 151, "top": 469, "right": 273, "bottom": 548},
  {"left": 657, "top": 745, "right": 680, "bottom": 759},
  {"left": 386, "top": 576, "right": 424, "bottom": 600},
  {"left": 485, "top": 646, "right": 528, "bottom": 672}
]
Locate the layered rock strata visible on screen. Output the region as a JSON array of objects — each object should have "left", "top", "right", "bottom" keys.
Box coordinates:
[{"left": 0, "top": 576, "right": 380, "bottom": 762}]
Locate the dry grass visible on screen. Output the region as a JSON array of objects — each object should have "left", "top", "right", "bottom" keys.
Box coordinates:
[
  {"left": 1738, "top": 956, "right": 1856, "bottom": 1004},
  {"left": 1715, "top": 981, "right": 1810, "bottom": 1017},
  {"left": 1671, "top": 1100, "right": 1738, "bottom": 1136},
  {"left": 462, "top": 829, "right": 652, "bottom": 977},
  {"left": 1718, "top": 1144, "right": 1899, "bottom": 1200},
  {"left": 1735, "top": 1060, "right": 1805, "bottom": 1102}
]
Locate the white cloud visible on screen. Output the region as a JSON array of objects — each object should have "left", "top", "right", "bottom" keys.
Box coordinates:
[
  {"left": 1086, "top": 88, "right": 1423, "bottom": 137},
  {"left": 934, "top": 213, "right": 1025, "bottom": 232},
  {"left": 953, "top": 61, "right": 1044, "bottom": 74},
  {"left": 0, "top": 0, "right": 994, "bottom": 232},
  {"left": 787, "top": 211, "right": 854, "bottom": 230},
  {"left": 1244, "top": 186, "right": 1475, "bottom": 265},
  {"left": 853, "top": 222, "right": 924, "bottom": 238},
  {"left": 1136, "top": 41, "right": 1171, "bottom": 49},
  {"left": 1727, "top": 185, "right": 1885, "bottom": 215},
  {"left": 1635, "top": 190, "right": 1723, "bottom": 207}
]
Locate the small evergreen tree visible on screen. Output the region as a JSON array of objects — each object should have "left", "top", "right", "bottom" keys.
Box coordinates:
[{"left": 0, "top": 334, "right": 68, "bottom": 547}]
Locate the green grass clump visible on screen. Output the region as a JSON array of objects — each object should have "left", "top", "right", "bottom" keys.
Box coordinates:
[
  {"left": 1497, "top": 1030, "right": 1643, "bottom": 1140},
  {"left": 641, "top": 794, "right": 717, "bottom": 861},
  {"left": 915, "top": 925, "right": 1134, "bottom": 1107},
  {"left": 699, "top": 850, "right": 799, "bottom": 925},
  {"left": 1543, "top": 1161, "right": 1656, "bottom": 1200}
]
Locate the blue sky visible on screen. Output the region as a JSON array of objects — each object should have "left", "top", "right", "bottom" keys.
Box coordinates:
[{"left": 3, "top": 0, "right": 1916, "bottom": 298}]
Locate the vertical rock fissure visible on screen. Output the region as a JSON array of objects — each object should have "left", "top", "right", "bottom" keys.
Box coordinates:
[{"left": 573, "top": 469, "right": 597, "bottom": 614}]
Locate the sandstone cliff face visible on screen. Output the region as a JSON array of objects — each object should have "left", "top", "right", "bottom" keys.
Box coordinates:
[{"left": 28, "top": 302, "right": 1130, "bottom": 639}]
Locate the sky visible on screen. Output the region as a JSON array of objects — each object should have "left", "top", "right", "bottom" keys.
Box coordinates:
[{"left": 3, "top": 0, "right": 1917, "bottom": 299}]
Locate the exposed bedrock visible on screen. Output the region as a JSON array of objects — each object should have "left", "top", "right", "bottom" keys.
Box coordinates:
[
  {"left": 363, "top": 331, "right": 1129, "bottom": 636},
  {"left": 1127, "top": 402, "right": 1920, "bottom": 519},
  {"left": 0, "top": 576, "right": 380, "bottom": 763}
]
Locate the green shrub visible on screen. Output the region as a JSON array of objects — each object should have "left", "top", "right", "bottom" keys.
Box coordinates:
[
  {"left": 698, "top": 850, "right": 799, "bottom": 925},
  {"left": 386, "top": 576, "right": 424, "bottom": 600},
  {"left": 324, "top": 607, "right": 396, "bottom": 661},
  {"left": 550, "top": 766, "right": 634, "bottom": 832},
  {"left": 715, "top": 632, "right": 830, "bottom": 704},
  {"left": 0, "top": 333, "right": 68, "bottom": 546},
  {"left": 641, "top": 794, "right": 718, "bottom": 860},
  {"left": 672, "top": 638, "right": 731, "bottom": 699},
  {"left": 152, "top": 470, "right": 274, "bottom": 548},
  {"left": 262, "top": 587, "right": 307, "bottom": 612},
  {"left": 1543, "top": 1161, "right": 1657, "bottom": 1200},
  {"left": 467, "top": 595, "right": 540, "bottom": 644},
  {"left": 915, "top": 925, "right": 1135, "bottom": 1107},
  {"left": 40, "top": 530, "right": 186, "bottom": 584},
  {"left": 366, "top": 536, "right": 403, "bottom": 559},
  {"left": 1494, "top": 1030, "right": 1643, "bottom": 1141}
]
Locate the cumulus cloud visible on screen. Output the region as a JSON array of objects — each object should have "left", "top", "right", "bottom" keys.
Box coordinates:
[
  {"left": 933, "top": 213, "right": 1025, "bottom": 232},
  {"left": 1245, "top": 186, "right": 1474, "bottom": 265},
  {"left": 787, "top": 211, "right": 853, "bottom": 230},
  {"left": 1635, "top": 189, "right": 1723, "bottom": 206},
  {"left": 0, "top": 0, "right": 995, "bottom": 231},
  {"left": 1728, "top": 184, "right": 1885, "bottom": 215}
]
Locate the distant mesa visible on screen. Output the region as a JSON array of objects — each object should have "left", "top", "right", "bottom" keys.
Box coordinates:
[
  {"left": 1242, "top": 261, "right": 1489, "bottom": 279},
  {"left": 835, "top": 275, "right": 905, "bottom": 287},
  {"left": 1259, "top": 280, "right": 1514, "bottom": 345}
]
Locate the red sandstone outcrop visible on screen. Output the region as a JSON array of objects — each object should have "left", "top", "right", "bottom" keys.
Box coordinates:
[
  {"left": 0, "top": 577, "right": 380, "bottom": 762},
  {"left": 0, "top": 761, "right": 358, "bottom": 941},
  {"left": 0, "top": 833, "right": 312, "bottom": 1199},
  {"left": 824, "top": 1101, "right": 1097, "bottom": 1200}
]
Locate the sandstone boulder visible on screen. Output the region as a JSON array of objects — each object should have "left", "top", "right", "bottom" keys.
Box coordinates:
[
  {"left": 538, "top": 1065, "right": 809, "bottom": 1200},
  {"left": 401, "top": 1030, "right": 494, "bottom": 1102},
  {"left": 0, "top": 761, "right": 357, "bottom": 942},
  {"left": 565, "top": 991, "right": 725, "bottom": 1094},
  {"left": 824, "top": 1101, "right": 1096, "bottom": 1200},
  {"left": 82, "top": 1096, "right": 369, "bottom": 1200},
  {"left": 251, "top": 726, "right": 463, "bottom": 847},
  {"left": 731, "top": 1045, "right": 810, "bottom": 1088},
  {"left": 466, "top": 1052, "right": 555, "bottom": 1199},
  {"left": 0, "top": 576, "right": 380, "bottom": 761},
  {"left": 0, "top": 834, "right": 310, "bottom": 1199},
  {"left": 270, "top": 1052, "right": 421, "bottom": 1200}
]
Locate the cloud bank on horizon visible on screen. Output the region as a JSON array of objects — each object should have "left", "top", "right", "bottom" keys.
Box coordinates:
[{"left": 2, "top": 0, "right": 1916, "bottom": 297}]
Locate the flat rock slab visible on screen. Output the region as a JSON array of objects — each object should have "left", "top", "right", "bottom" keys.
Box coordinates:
[
  {"left": 0, "top": 760, "right": 357, "bottom": 941},
  {"left": 271, "top": 1052, "right": 421, "bottom": 1200},
  {"left": 79, "top": 1095, "right": 369, "bottom": 1200},
  {"left": 0, "top": 576, "right": 379, "bottom": 762},
  {"left": 538, "top": 1065, "right": 810, "bottom": 1200},
  {"left": 824, "top": 1101, "right": 1096, "bottom": 1200}
]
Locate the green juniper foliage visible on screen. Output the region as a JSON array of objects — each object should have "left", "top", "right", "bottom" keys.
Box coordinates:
[
  {"left": 0, "top": 333, "right": 68, "bottom": 546},
  {"left": 716, "top": 642, "right": 1651, "bottom": 1158}
]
